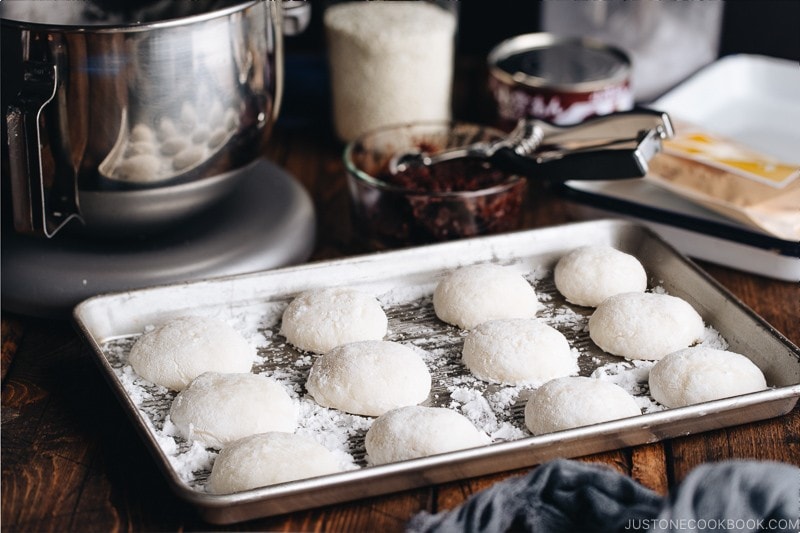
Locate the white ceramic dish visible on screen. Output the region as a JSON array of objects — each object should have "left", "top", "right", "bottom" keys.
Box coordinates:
[
  {"left": 562, "top": 55, "right": 800, "bottom": 280},
  {"left": 654, "top": 54, "right": 799, "bottom": 164}
]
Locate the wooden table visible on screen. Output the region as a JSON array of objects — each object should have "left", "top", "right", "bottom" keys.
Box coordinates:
[{"left": 3, "top": 66, "right": 799, "bottom": 531}]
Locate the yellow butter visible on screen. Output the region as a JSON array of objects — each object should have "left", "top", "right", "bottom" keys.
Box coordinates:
[{"left": 664, "top": 127, "right": 799, "bottom": 188}]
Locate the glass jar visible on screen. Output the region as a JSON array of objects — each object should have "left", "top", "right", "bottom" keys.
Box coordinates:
[{"left": 324, "top": 1, "right": 459, "bottom": 142}]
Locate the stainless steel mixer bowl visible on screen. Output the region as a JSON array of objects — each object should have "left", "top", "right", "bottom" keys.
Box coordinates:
[{"left": 1, "top": 0, "right": 309, "bottom": 237}]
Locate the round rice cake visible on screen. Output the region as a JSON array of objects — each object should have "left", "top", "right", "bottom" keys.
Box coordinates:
[
  {"left": 305, "top": 340, "right": 431, "bottom": 416},
  {"left": 365, "top": 405, "right": 490, "bottom": 465},
  {"left": 280, "top": 287, "right": 388, "bottom": 354},
  {"left": 649, "top": 347, "right": 767, "bottom": 408},
  {"left": 588, "top": 292, "right": 704, "bottom": 360},
  {"left": 461, "top": 319, "right": 577, "bottom": 385},
  {"left": 206, "top": 432, "right": 342, "bottom": 494},
  {"left": 433, "top": 263, "right": 541, "bottom": 330},
  {"left": 168, "top": 372, "right": 297, "bottom": 449},
  {"left": 128, "top": 316, "right": 254, "bottom": 391},
  {"left": 524, "top": 376, "right": 641, "bottom": 435},
  {"left": 554, "top": 245, "right": 647, "bottom": 307}
]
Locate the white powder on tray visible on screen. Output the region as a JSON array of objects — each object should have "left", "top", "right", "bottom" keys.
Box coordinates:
[{"left": 100, "top": 265, "right": 732, "bottom": 492}]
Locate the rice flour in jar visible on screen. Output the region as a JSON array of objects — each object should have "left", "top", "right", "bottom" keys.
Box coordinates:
[{"left": 325, "top": 1, "right": 457, "bottom": 142}]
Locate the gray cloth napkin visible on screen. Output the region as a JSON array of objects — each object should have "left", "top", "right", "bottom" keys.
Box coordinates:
[
  {"left": 407, "top": 459, "right": 800, "bottom": 533},
  {"left": 650, "top": 461, "right": 800, "bottom": 533}
]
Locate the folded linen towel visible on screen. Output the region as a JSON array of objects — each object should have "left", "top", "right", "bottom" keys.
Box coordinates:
[{"left": 407, "top": 459, "right": 800, "bottom": 533}]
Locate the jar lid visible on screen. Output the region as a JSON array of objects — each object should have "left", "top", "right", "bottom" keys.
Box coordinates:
[{"left": 488, "top": 33, "right": 631, "bottom": 93}]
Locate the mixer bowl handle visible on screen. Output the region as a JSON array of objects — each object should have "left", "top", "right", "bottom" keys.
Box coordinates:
[{"left": 6, "top": 61, "right": 82, "bottom": 237}]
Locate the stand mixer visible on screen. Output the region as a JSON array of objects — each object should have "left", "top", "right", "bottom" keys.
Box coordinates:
[{"left": 1, "top": 0, "right": 316, "bottom": 317}]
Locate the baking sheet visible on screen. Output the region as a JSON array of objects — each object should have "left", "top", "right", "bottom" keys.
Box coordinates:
[
  {"left": 73, "top": 220, "right": 800, "bottom": 524},
  {"left": 562, "top": 55, "right": 800, "bottom": 280}
]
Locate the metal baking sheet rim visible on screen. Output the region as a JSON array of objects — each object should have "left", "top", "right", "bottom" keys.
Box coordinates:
[{"left": 72, "top": 219, "right": 800, "bottom": 524}]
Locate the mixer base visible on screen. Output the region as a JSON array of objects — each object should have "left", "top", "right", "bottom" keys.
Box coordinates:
[{"left": 1, "top": 159, "right": 316, "bottom": 318}]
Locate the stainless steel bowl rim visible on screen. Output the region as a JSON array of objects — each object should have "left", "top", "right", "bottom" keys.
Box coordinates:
[
  {"left": 0, "top": 1, "right": 260, "bottom": 32},
  {"left": 344, "top": 121, "right": 527, "bottom": 199}
]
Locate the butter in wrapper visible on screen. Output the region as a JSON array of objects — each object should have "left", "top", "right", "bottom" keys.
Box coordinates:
[{"left": 646, "top": 123, "right": 800, "bottom": 242}]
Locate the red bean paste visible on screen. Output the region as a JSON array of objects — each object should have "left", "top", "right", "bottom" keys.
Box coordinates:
[{"left": 352, "top": 154, "right": 526, "bottom": 247}]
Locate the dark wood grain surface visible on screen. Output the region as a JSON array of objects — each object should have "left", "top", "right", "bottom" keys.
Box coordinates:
[{"left": 3, "top": 63, "right": 799, "bottom": 532}]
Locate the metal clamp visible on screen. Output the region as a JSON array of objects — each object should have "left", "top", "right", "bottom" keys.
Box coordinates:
[{"left": 390, "top": 109, "right": 675, "bottom": 181}]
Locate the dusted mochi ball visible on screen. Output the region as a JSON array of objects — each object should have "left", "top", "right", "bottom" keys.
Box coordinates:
[
  {"left": 169, "top": 372, "right": 297, "bottom": 449},
  {"left": 554, "top": 245, "right": 647, "bottom": 307},
  {"left": 588, "top": 292, "right": 704, "bottom": 360},
  {"left": 280, "top": 287, "right": 388, "bottom": 353},
  {"left": 206, "top": 432, "right": 342, "bottom": 494},
  {"left": 433, "top": 263, "right": 542, "bottom": 330},
  {"left": 128, "top": 316, "right": 255, "bottom": 391},
  {"left": 524, "top": 376, "right": 641, "bottom": 435},
  {"left": 462, "top": 319, "right": 578, "bottom": 385},
  {"left": 305, "top": 340, "right": 431, "bottom": 416},
  {"left": 649, "top": 347, "right": 767, "bottom": 408},
  {"left": 365, "top": 406, "right": 491, "bottom": 465}
]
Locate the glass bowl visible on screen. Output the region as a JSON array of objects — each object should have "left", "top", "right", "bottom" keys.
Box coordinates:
[{"left": 344, "top": 121, "right": 527, "bottom": 248}]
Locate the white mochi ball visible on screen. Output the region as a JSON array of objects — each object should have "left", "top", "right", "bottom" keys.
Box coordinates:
[
  {"left": 554, "top": 245, "right": 647, "bottom": 307},
  {"left": 462, "top": 319, "right": 578, "bottom": 385},
  {"left": 365, "top": 406, "right": 491, "bottom": 465},
  {"left": 524, "top": 377, "right": 642, "bottom": 435},
  {"left": 130, "top": 123, "right": 156, "bottom": 143},
  {"left": 206, "top": 432, "right": 342, "bottom": 494},
  {"left": 280, "top": 287, "right": 388, "bottom": 354},
  {"left": 168, "top": 372, "right": 297, "bottom": 449},
  {"left": 114, "top": 153, "right": 161, "bottom": 183},
  {"left": 433, "top": 263, "right": 542, "bottom": 330},
  {"left": 588, "top": 292, "right": 704, "bottom": 360},
  {"left": 649, "top": 347, "right": 768, "bottom": 408},
  {"left": 128, "top": 316, "right": 255, "bottom": 391},
  {"left": 305, "top": 340, "right": 431, "bottom": 416}
]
